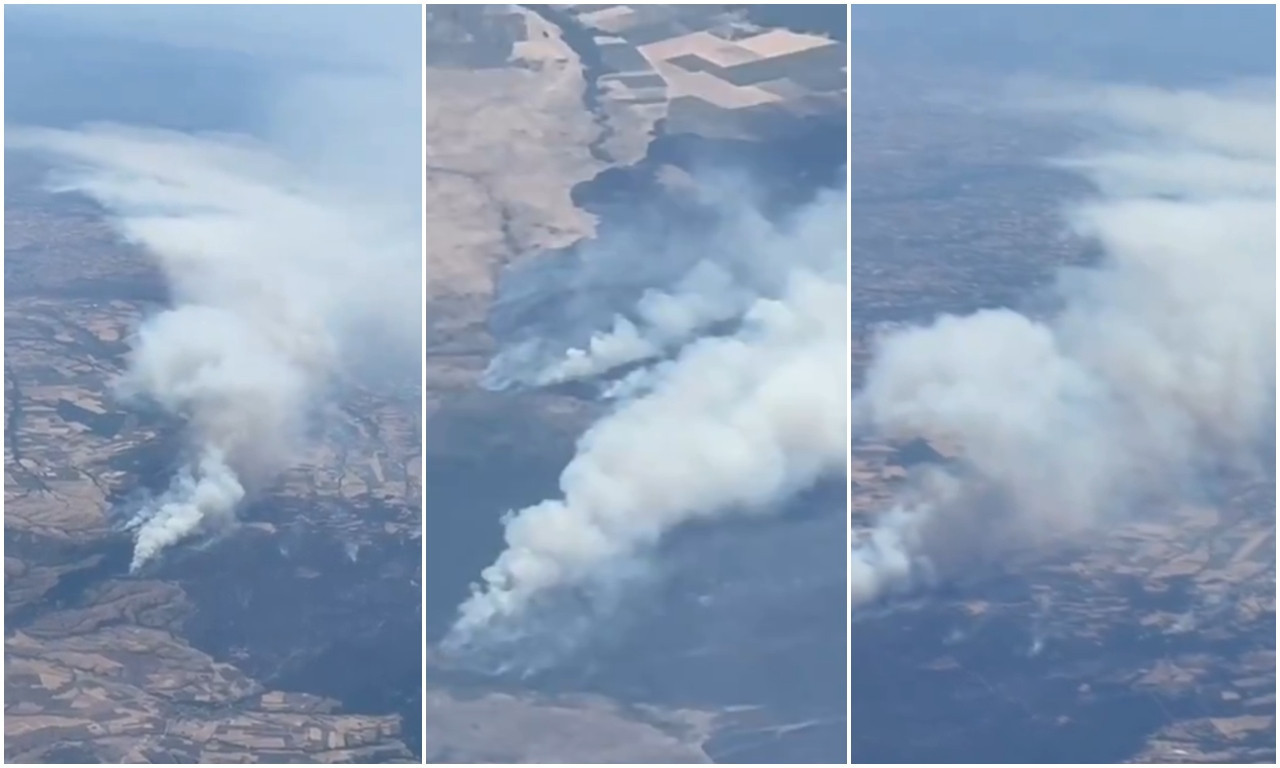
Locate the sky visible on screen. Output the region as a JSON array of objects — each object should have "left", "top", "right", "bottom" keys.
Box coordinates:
[{"left": 851, "top": 5, "right": 1275, "bottom": 85}]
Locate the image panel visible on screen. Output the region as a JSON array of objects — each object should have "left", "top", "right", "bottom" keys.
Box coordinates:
[
  {"left": 4, "top": 5, "right": 424, "bottom": 763},
  {"left": 424, "top": 4, "right": 848, "bottom": 764},
  {"left": 850, "top": 5, "right": 1276, "bottom": 764}
]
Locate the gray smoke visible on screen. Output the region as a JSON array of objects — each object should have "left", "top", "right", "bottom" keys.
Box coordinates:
[
  {"left": 851, "top": 83, "right": 1276, "bottom": 604},
  {"left": 445, "top": 181, "right": 848, "bottom": 659},
  {"left": 482, "top": 171, "right": 836, "bottom": 391},
  {"left": 534, "top": 260, "right": 753, "bottom": 386},
  {"left": 8, "top": 7, "right": 421, "bottom": 571}
]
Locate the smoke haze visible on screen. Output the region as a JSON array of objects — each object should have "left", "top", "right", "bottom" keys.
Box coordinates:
[
  {"left": 7, "top": 6, "right": 422, "bottom": 571},
  {"left": 482, "top": 173, "right": 838, "bottom": 392},
  {"left": 445, "top": 179, "right": 848, "bottom": 663},
  {"left": 851, "top": 83, "right": 1276, "bottom": 604},
  {"left": 531, "top": 259, "right": 752, "bottom": 386}
]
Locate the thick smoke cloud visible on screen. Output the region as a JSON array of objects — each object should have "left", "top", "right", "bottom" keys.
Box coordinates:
[
  {"left": 851, "top": 84, "right": 1276, "bottom": 604},
  {"left": 444, "top": 180, "right": 848, "bottom": 661},
  {"left": 8, "top": 7, "right": 422, "bottom": 571}
]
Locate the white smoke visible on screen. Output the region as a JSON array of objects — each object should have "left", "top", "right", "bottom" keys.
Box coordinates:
[
  {"left": 851, "top": 83, "right": 1276, "bottom": 604},
  {"left": 536, "top": 261, "right": 753, "bottom": 385},
  {"left": 8, "top": 7, "right": 421, "bottom": 571},
  {"left": 482, "top": 170, "right": 839, "bottom": 392},
  {"left": 126, "top": 449, "right": 245, "bottom": 569},
  {"left": 444, "top": 184, "right": 848, "bottom": 659}
]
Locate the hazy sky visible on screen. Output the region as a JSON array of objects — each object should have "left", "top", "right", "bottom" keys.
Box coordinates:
[
  {"left": 6, "top": 4, "right": 421, "bottom": 164},
  {"left": 851, "top": 5, "right": 1275, "bottom": 85}
]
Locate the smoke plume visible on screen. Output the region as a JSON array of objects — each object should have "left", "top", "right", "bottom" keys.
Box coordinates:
[
  {"left": 444, "top": 180, "right": 848, "bottom": 661},
  {"left": 851, "top": 83, "right": 1276, "bottom": 604},
  {"left": 533, "top": 260, "right": 753, "bottom": 386},
  {"left": 481, "top": 174, "right": 837, "bottom": 392},
  {"left": 8, "top": 7, "right": 421, "bottom": 571}
]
